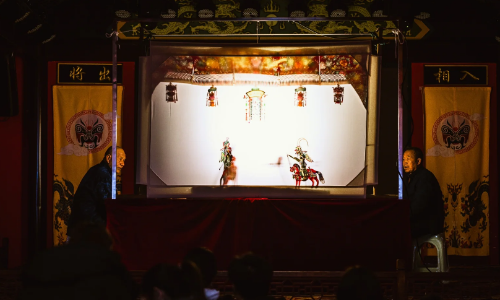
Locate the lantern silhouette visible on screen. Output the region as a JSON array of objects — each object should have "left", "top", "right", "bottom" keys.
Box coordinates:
[
  {"left": 333, "top": 83, "right": 344, "bottom": 105},
  {"left": 294, "top": 86, "right": 307, "bottom": 107},
  {"left": 206, "top": 85, "right": 218, "bottom": 107},
  {"left": 244, "top": 87, "right": 266, "bottom": 122},
  {"left": 165, "top": 82, "right": 178, "bottom": 103}
]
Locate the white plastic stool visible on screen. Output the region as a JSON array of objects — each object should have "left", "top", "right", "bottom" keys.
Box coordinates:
[{"left": 412, "top": 232, "right": 449, "bottom": 272}]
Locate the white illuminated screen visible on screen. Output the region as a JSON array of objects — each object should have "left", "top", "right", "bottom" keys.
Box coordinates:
[{"left": 150, "top": 83, "right": 366, "bottom": 186}]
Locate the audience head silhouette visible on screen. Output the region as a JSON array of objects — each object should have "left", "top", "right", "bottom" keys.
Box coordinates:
[
  {"left": 337, "top": 266, "right": 383, "bottom": 300},
  {"left": 184, "top": 247, "right": 218, "bottom": 288},
  {"left": 228, "top": 253, "right": 273, "bottom": 300},
  {"left": 21, "top": 222, "right": 136, "bottom": 300},
  {"left": 142, "top": 261, "right": 206, "bottom": 300}
]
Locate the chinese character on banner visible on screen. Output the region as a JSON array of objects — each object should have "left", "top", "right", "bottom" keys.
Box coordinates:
[
  {"left": 99, "top": 67, "right": 110, "bottom": 81},
  {"left": 460, "top": 71, "right": 480, "bottom": 81},
  {"left": 69, "top": 66, "right": 85, "bottom": 81},
  {"left": 434, "top": 68, "right": 450, "bottom": 83}
]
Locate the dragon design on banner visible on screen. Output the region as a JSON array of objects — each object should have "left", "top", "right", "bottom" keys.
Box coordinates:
[
  {"left": 53, "top": 175, "right": 74, "bottom": 245},
  {"left": 117, "top": 0, "right": 431, "bottom": 40},
  {"left": 151, "top": 22, "right": 191, "bottom": 35},
  {"left": 353, "top": 21, "right": 396, "bottom": 35},
  {"left": 460, "top": 176, "right": 489, "bottom": 233},
  {"left": 191, "top": 21, "right": 250, "bottom": 34},
  {"left": 443, "top": 177, "right": 488, "bottom": 249},
  {"left": 295, "top": 21, "right": 354, "bottom": 34},
  {"left": 215, "top": 0, "right": 239, "bottom": 18}
]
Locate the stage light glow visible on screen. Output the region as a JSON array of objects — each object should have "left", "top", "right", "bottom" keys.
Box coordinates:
[
  {"left": 333, "top": 83, "right": 344, "bottom": 105},
  {"left": 294, "top": 86, "right": 307, "bottom": 107},
  {"left": 206, "top": 85, "right": 218, "bottom": 107}
]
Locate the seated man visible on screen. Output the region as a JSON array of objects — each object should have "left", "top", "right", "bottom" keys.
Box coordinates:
[
  {"left": 403, "top": 147, "right": 444, "bottom": 239},
  {"left": 67, "top": 146, "right": 126, "bottom": 237}
]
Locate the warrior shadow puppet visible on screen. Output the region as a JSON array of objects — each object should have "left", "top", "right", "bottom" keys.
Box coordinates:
[
  {"left": 287, "top": 138, "right": 324, "bottom": 187},
  {"left": 219, "top": 138, "right": 237, "bottom": 186}
]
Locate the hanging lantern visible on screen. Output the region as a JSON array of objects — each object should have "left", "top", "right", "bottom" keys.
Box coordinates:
[
  {"left": 166, "top": 82, "right": 178, "bottom": 103},
  {"left": 206, "top": 85, "right": 218, "bottom": 107},
  {"left": 244, "top": 87, "right": 266, "bottom": 122},
  {"left": 294, "top": 86, "right": 307, "bottom": 107},
  {"left": 333, "top": 82, "right": 344, "bottom": 105}
]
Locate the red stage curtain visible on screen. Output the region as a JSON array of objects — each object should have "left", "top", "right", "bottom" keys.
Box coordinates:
[{"left": 107, "top": 198, "right": 411, "bottom": 271}]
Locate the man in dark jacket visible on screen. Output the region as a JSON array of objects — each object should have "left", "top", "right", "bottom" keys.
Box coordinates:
[
  {"left": 403, "top": 147, "right": 444, "bottom": 239},
  {"left": 67, "top": 146, "right": 126, "bottom": 237}
]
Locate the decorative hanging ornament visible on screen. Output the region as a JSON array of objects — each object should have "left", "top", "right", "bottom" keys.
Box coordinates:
[
  {"left": 206, "top": 85, "right": 218, "bottom": 107},
  {"left": 294, "top": 86, "right": 307, "bottom": 107},
  {"left": 333, "top": 82, "right": 344, "bottom": 105},
  {"left": 166, "top": 82, "right": 178, "bottom": 103},
  {"left": 244, "top": 87, "right": 266, "bottom": 122}
]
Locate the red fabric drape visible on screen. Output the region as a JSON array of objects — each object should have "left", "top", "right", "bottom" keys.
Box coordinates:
[{"left": 107, "top": 198, "right": 411, "bottom": 271}]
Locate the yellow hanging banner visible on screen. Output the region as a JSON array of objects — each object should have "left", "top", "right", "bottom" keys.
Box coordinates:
[
  {"left": 52, "top": 85, "right": 123, "bottom": 246},
  {"left": 423, "top": 87, "right": 490, "bottom": 256}
]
